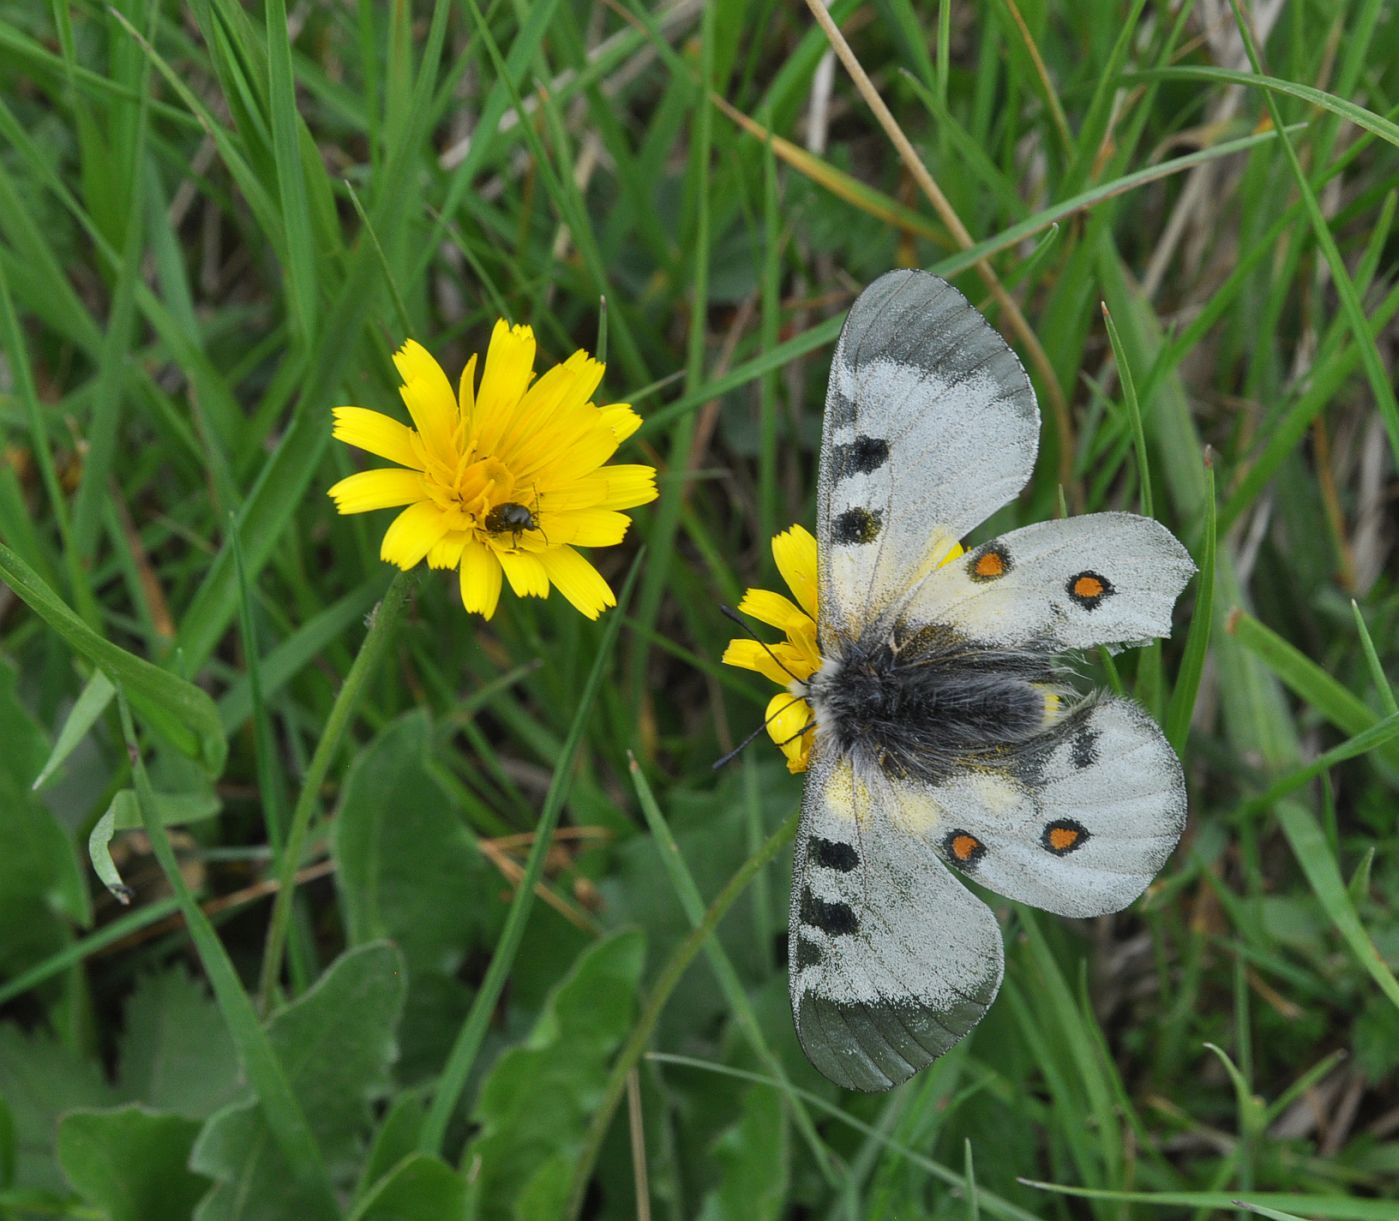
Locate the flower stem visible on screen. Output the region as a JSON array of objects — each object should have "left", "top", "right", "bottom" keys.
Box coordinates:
[{"left": 257, "top": 568, "right": 416, "bottom": 1009}]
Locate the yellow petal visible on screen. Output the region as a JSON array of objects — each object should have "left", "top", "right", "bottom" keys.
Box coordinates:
[
  {"left": 427, "top": 532, "right": 468, "bottom": 570},
  {"left": 458, "top": 352, "right": 479, "bottom": 422},
  {"left": 393, "top": 340, "right": 459, "bottom": 463},
  {"left": 765, "top": 693, "right": 813, "bottom": 774},
  {"left": 737, "top": 588, "right": 808, "bottom": 633},
  {"left": 538, "top": 546, "right": 616, "bottom": 620},
  {"left": 331, "top": 407, "right": 421, "bottom": 469},
  {"left": 538, "top": 465, "right": 657, "bottom": 512},
  {"left": 380, "top": 500, "right": 451, "bottom": 569},
  {"left": 516, "top": 416, "right": 618, "bottom": 486},
  {"left": 327, "top": 469, "right": 425, "bottom": 514},
  {"left": 497, "top": 548, "right": 550, "bottom": 599},
  {"left": 474, "top": 321, "right": 536, "bottom": 453},
  {"left": 721, "top": 639, "right": 793, "bottom": 688},
  {"left": 459, "top": 540, "right": 502, "bottom": 618},
  {"left": 493, "top": 352, "right": 601, "bottom": 465},
  {"left": 598, "top": 402, "right": 641, "bottom": 442},
  {"left": 554, "top": 509, "right": 631, "bottom": 548},
  {"left": 772, "top": 524, "right": 819, "bottom": 620}
]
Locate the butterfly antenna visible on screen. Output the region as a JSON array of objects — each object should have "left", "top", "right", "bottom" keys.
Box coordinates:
[
  {"left": 712, "top": 694, "right": 809, "bottom": 771},
  {"left": 719, "top": 605, "right": 807, "bottom": 685}
]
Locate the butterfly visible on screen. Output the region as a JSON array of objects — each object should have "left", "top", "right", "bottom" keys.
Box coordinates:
[{"left": 787, "top": 270, "right": 1195, "bottom": 1091}]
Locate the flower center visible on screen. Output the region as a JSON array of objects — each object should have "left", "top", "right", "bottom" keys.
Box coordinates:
[{"left": 422, "top": 450, "right": 519, "bottom": 533}]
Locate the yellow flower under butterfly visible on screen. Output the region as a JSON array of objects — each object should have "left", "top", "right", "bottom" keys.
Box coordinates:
[
  {"left": 721, "top": 525, "right": 823, "bottom": 774},
  {"left": 328, "top": 323, "right": 657, "bottom": 619},
  {"left": 722, "top": 523, "right": 964, "bottom": 773}
]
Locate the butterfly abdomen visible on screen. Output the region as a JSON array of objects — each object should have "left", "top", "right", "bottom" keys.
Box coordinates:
[{"left": 808, "top": 632, "right": 1054, "bottom": 784}]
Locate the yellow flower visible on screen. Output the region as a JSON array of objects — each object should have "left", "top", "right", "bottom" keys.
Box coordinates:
[
  {"left": 722, "top": 524, "right": 966, "bottom": 773},
  {"left": 328, "top": 324, "right": 657, "bottom": 619},
  {"left": 721, "top": 525, "right": 823, "bottom": 773}
]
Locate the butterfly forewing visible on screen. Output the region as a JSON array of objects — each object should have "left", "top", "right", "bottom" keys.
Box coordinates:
[
  {"left": 817, "top": 270, "right": 1040, "bottom": 643},
  {"left": 790, "top": 751, "right": 1004, "bottom": 1092}
]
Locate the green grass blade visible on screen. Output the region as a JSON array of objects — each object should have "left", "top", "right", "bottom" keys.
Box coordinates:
[
  {"left": 626, "top": 753, "right": 835, "bottom": 1186},
  {"left": 418, "top": 554, "right": 644, "bottom": 1157},
  {"left": 1166, "top": 453, "right": 1216, "bottom": 752},
  {"left": 1277, "top": 800, "right": 1399, "bottom": 1014},
  {"left": 0, "top": 541, "right": 226, "bottom": 773}
]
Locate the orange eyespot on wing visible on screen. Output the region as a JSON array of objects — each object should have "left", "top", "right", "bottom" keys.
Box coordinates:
[
  {"left": 1067, "top": 570, "right": 1114, "bottom": 610},
  {"left": 968, "top": 542, "right": 1012, "bottom": 583},
  {"left": 944, "top": 830, "right": 987, "bottom": 867},
  {"left": 1042, "top": 818, "right": 1090, "bottom": 856}
]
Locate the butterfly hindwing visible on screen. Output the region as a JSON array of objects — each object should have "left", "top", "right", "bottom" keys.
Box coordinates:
[
  {"left": 790, "top": 749, "right": 1004, "bottom": 1092},
  {"left": 918, "top": 697, "right": 1186, "bottom": 918},
  {"left": 908, "top": 512, "right": 1197, "bottom": 651},
  {"left": 818, "top": 270, "right": 1040, "bottom": 644}
]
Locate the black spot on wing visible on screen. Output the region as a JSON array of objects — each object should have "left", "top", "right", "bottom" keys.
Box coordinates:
[
  {"left": 800, "top": 887, "right": 860, "bottom": 936},
  {"left": 795, "top": 938, "right": 822, "bottom": 969},
  {"left": 1070, "top": 724, "right": 1100, "bottom": 770},
  {"left": 832, "top": 434, "right": 890, "bottom": 478},
  {"left": 833, "top": 507, "right": 883, "bottom": 545},
  {"left": 812, "top": 837, "right": 860, "bottom": 872}
]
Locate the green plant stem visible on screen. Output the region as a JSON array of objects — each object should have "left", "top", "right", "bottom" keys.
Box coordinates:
[
  {"left": 258, "top": 569, "right": 416, "bottom": 1007},
  {"left": 563, "top": 806, "right": 800, "bottom": 1220},
  {"left": 115, "top": 690, "right": 336, "bottom": 1215}
]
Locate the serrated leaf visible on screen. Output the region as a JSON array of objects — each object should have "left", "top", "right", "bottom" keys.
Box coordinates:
[
  {"left": 467, "top": 930, "right": 645, "bottom": 1221},
  {"left": 115, "top": 966, "right": 242, "bottom": 1119},
  {"left": 189, "top": 942, "right": 407, "bottom": 1221},
  {"left": 0, "top": 1025, "right": 118, "bottom": 1193},
  {"left": 0, "top": 540, "right": 227, "bottom": 774},
  {"left": 347, "top": 1154, "right": 468, "bottom": 1221},
  {"left": 58, "top": 1106, "right": 210, "bottom": 1221}
]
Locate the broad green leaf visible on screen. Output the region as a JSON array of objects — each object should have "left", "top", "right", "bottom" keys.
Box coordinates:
[
  {"left": 116, "top": 967, "right": 242, "bottom": 1119},
  {"left": 334, "top": 711, "right": 497, "bottom": 1078},
  {"left": 347, "top": 1154, "right": 468, "bottom": 1221},
  {"left": 696, "top": 1085, "right": 788, "bottom": 1221},
  {"left": 0, "top": 541, "right": 226, "bottom": 774},
  {"left": 0, "top": 663, "right": 89, "bottom": 967},
  {"left": 58, "top": 1106, "right": 210, "bottom": 1221},
  {"left": 468, "top": 930, "right": 645, "bottom": 1221},
  {"left": 190, "top": 942, "right": 407, "bottom": 1221},
  {"left": 88, "top": 786, "right": 221, "bottom": 902}
]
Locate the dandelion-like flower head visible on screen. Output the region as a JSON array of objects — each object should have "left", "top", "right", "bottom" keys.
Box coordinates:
[
  {"left": 328, "top": 323, "right": 657, "bottom": 619},
  {"left": 721, "top": 525, "right": 823, "bottom": 773}
]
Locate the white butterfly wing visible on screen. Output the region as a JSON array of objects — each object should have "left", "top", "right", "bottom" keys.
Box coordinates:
[
  {"left": 790, "top": 750, "right": 1004, "bottom": 1092},
  {"left": 912, "top": 697, "right": 1186, "bottom": 918},
  {"left": 907, "top": 512, "right": 1196, "bottom": 651},
  {"left": 818, "top": 270, "right": 1040, "bottom": 645}
]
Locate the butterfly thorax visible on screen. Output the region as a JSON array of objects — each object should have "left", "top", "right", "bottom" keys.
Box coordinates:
[{"left": 805, "top": 623, "right": 1057, "bottom": 784}]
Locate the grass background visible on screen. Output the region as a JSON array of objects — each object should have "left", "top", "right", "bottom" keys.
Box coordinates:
[{"left": 0, "top": 0, "right": 1396, "bottom": 1217}]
